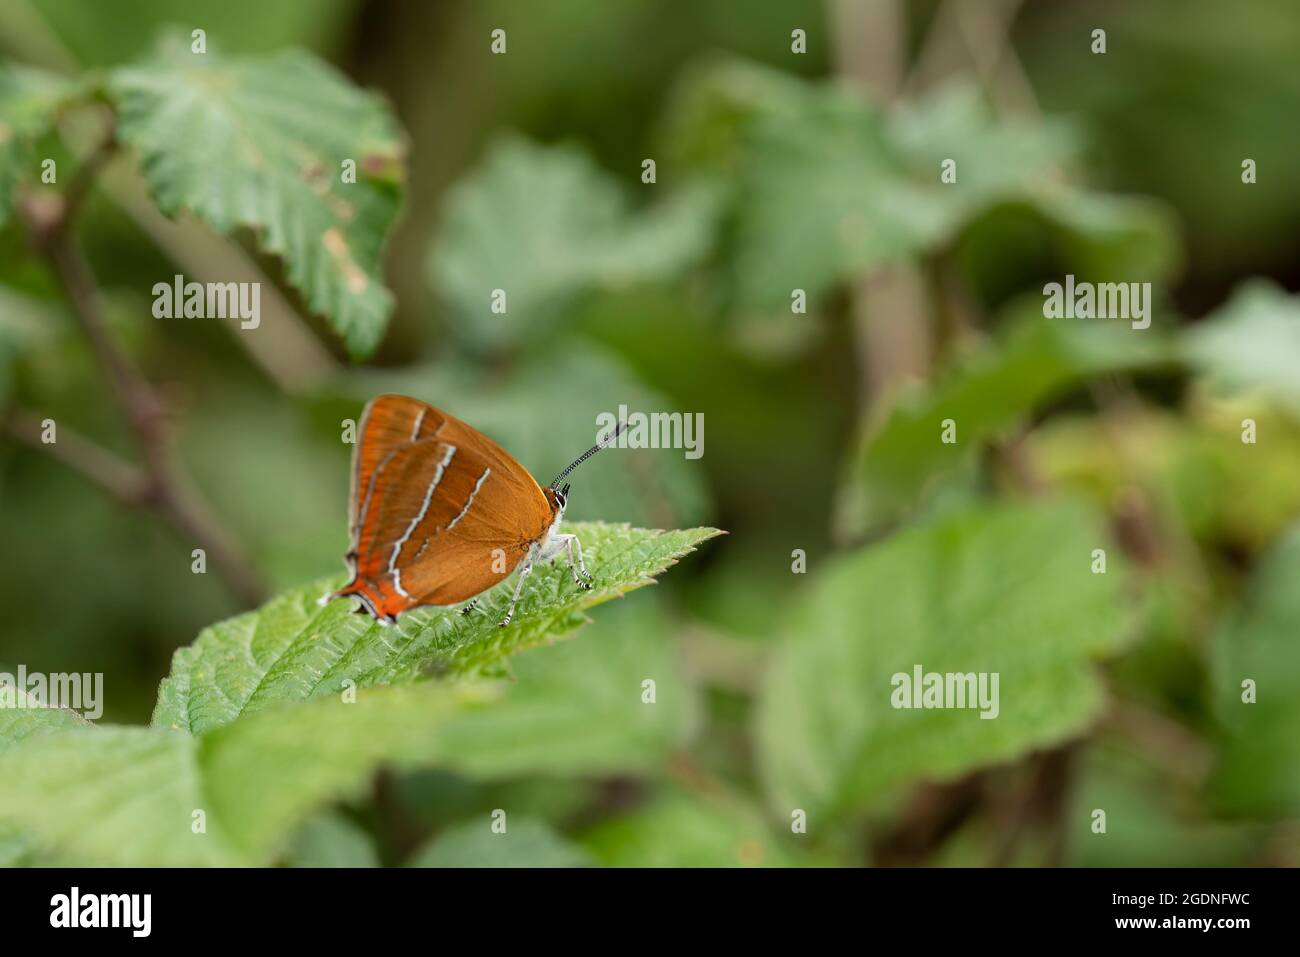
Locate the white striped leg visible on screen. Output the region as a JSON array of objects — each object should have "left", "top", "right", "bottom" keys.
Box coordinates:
[
  {"left": 499, "top": 559, "right": 534, "bottom": 628},
  {"left": 563, "top": 535, "right": 593, "bottom": 589},
  {"left": 460, "top": 597, "right": 480, "bottom": 617}
]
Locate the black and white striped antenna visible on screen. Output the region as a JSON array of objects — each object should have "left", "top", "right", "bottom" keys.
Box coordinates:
[{"left": 550, "top": 419, "right": 627, "bottom": 489}]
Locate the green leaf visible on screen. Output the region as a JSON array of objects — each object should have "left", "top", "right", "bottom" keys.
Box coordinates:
[
  {"left": 1027, "top": 401, "right": 1300, "bottom": 552},
  {"left": 0, "top": 699, "right": 89, "bottom": 752},
  {"left": 0, "top": 826, "right": 38, "bottom": 866},
  {"left": 0, "top": 63, "right": 76, "bottom": 228},
  {"left": 1186, "top": 279, "right": 1300, "bottom": 413},
  {"left": 1065, "top": 745, "right": 1261, "bottom": 866},
  {"left": 580, "top": 791, "right": 797, "bottom": 868},
  {"left": 436, "top": 593, "right": 701, "bottom": 778},
  {"left": 108, "top": 45, "right": 405, "bottom": 358},
  {"left": 153, "top": 522, "right": 721, "bottom": 735},
  {"left": 666, "top": 60, "right": 1178, "bottom": 309},
  {"left": 0, "top": 681, "right": 493, "bottom": 866},
  {"left": 756, "top": 500, "right": 1135, "bottom": 820},
  {"left": 1210, "top": 523, "right": 1300, "bottom": 815},
  {"left": 731, "top": 85, "right": 942, "bottom": 309},
  {"left": 431, "top": 135, "right": 719, "bottom": 351},
  {"left": 409, "top": 818, "right": 592, "bottom": 868},
  {"left": 286, "top": 811, "right": 378, "bottom": 867},
  {"left": 843, "top": 313, "right": 1174, "bottom": 531}
]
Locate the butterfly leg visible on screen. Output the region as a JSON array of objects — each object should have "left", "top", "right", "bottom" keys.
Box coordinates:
[
  {"left": 499, "top": 559, "right": 534, "bottom": 628},
  {"left": 562, "top": 534, "right": 594, "bottom": 590},
  {"left": 460, "top": 597, "right": 480, "bottom": 617}
]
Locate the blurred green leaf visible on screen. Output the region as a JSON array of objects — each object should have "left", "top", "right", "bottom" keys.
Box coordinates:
[
  {"left": 108, "top": 45, "right": 405, "bottom": 358},
  {"left": 409, "top": 818, "right": 592, "bottom": 868},
  {"left": 757, "top": 500, "right": 1134, "bottom": 819},
  {"left": 0, "top": 825, "right": 37, "bottom": 866},
  {"left": 436, "top": 594, "right": 700, "bottom": 778},
  {"left": 731, "top": 83, "right": 937, "bottom": 309},
  {"left": 1027, "top": 400, "right": 1300, "bottom": 553},
  {"left": 430, "top": 135, "right": 720, "bottom": 351},
  {"left": 666, "top": 60, "right": 1179, "bottom": 310},
  {"left": 0, "top": 62, "right": 75, "bottom": 227},
  {"left": 0, "top": 681, "right": 491, "bottom": 866},
  {"left": 286, "top": 810, "right": 378, "bottom": 867},
  {"left": 152, "top": 523, "right": 721, "bottom": 734},
  {"left": 1066, "top": 745, "right": 1262, "bottom": 866},
  {"left": 1187, "top": 280, "right": 1300, "bottom": 412},
  {"left": 844, "top": 314, "right": 1174, "bottom": 531},
  {"left": 581, "top": 790, "right": 797, "bottom": 867},
  {"left": 1211, "top": 523, "right": 1300, "bottom": 816}
]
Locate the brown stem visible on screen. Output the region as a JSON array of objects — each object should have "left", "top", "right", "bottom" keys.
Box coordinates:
[
  {"left": 4, "top": 412, "right": 145, "bottom": 502},
  {"left": 833, "top": 1, "right": 932, "bottom": 411},
  {"left": 60, "top": 128, "right": 116, "bottom": 224},
  {"left": 871, "top": 774, "right": 985, "bottom": 866},
  {"left": 15, "top": 191, "right": 268, "bottom": 608}
]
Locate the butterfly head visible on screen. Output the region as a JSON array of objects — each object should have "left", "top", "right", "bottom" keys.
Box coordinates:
[{"left": 547, "top": 482, "right": 570, "bottom": 517}]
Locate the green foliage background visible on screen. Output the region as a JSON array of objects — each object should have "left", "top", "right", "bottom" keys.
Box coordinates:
[{"left": 2, "top": 0, "right": 1299, "bottom": 867}]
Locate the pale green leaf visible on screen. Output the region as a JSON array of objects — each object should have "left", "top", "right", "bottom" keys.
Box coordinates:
[
  {"left": 0, "top": 698, "right": 89, "bottom": 753},
  {"left": 0, "top": 826, "right": 37, "bottom": 866},
  {"left": 409, "top": 818, "right": 592, "bottom": 868},
  {"left": 580, "top": 791, "right": 797, "bottom": 868},
  {"left": 108, "top": 46, "right": 405, "bottom": 358},
  {"left": 665, "top": 60, "right": 1178, "bottom": 309},
  {"left": 757, "top": 500, "right": 1135, "bottom": 819},
  {"left": 431, "top": 135, "right": 719, "bottom": 351},
  {"left": 153, "top": 522, "right": 721, "bottom": 735},
  {"left": 1186, "top": 279, "right": 1300, "bottom": 412}
]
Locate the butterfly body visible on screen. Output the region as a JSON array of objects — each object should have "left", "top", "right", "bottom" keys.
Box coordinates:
[{"left": 328, "top": 395, "right": 604, "bottom": 626}]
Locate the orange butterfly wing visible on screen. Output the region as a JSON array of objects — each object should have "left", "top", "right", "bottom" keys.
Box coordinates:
[{"left": 338, "top": 395, "right": 555, "bottom": 619}]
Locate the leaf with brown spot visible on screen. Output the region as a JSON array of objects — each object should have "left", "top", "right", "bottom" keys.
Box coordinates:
[{"left": 109, "top": 46, "right": 405, "bottom": 358}]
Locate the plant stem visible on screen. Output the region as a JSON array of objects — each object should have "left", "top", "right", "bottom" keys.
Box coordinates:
[
  {"left": 832, "top": 0, "right": 932, "bottom": 410},
  {"left": 4, "top": 412, "right": 144, "bottom": 502},
  {"left": 15, "top": 189, "right": 268, "bottom": 608}
]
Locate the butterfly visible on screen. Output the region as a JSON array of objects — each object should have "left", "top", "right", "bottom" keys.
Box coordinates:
[{"left": 326, "top": 394, "right": 621, "bottom": 627}]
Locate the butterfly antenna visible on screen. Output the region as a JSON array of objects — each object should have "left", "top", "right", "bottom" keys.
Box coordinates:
[{"left": 550, "top": 419, "right": 627, "bottom": 488}]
